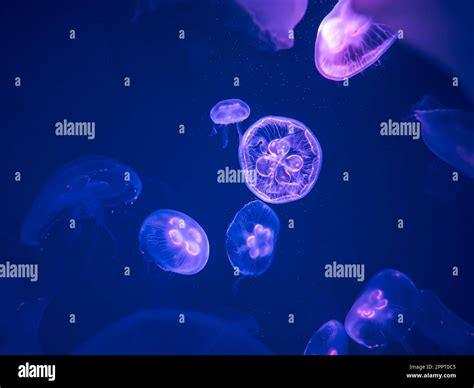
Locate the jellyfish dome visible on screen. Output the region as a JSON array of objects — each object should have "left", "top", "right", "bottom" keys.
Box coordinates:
[
  {"left": 21, "top": 156, "right": 142, "bottom": 246},
  {"left": 304, "top": 320, "right": 349, "bottom": 356},
  {"left": 344, "top": 269, "right": 420, "bottom": 349},
  {"left": 239, "top": 116, "right": 322, "bottom": 204},
  {"left": 210, "top": 99, "right": 251, "bottom": 148},
  {"left": 226, "top": 200, "right": 280, "bottom": 277},
  {"left": 235, "top": 0, "right": 308, "bottom": 51},
  {"left": 314, "top": 0, "right": 396, "bottom": 81},
  {"left": 139, "top": 209, "right": 210, "bottom": 275},
  {"left": 414, "top": 103, "right": 474, "bottom": 179}
]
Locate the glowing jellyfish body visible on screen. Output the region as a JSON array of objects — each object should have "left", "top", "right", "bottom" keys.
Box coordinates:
[
  {"left": 314, "top": 0, "right": 396, "bottom": 81},
  {"left": 304, "top": 320, "right": 349, "bottom": 356},
  {"left": 239, "top": 116, "right": 322, "bottom": 204},
  {"left": 344, "top": 269, "right": 420, "bottom": 349},
  {"left": 139, "top": 210, "right": 209, "bottom": 275},
  {"left": 74, "top": 309, "right": 272, "bottom": 355},
  {"left": 226, "top": 200, "right": 280, "bottom": 277},
  {"left": 210, "top": 99, "right": 250, "bottom": 148},
  {"left": 416, "top": 289, "right": 474, "bottom": 355},
  {"left": 21, "top": 156, "right": 142, "bottom": 246},
  {"left": 414, "top": 106, "right": 474, "bottom": 179},
  {"left": 235, "top": 0, "right": 308, "bottom": 51}
]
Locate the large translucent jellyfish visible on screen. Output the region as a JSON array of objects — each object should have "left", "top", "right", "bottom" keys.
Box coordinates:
[
  {"left": 314, "top": 0, "right": 396, "bottom": 81},
  {"left": 226, "top": 200, "right": 280, "bottom": 277},
  {"left": 239, "top": 116, "right": 322, "bottom": 204},
  {"left": 21, "top": 156, "right": 142, "bottom": 247},
  {"left": 139, "top": 209, "right": 210, "bottom": 275},
  {"left": 74, "top": 309, "right": 272, "bottom": 355},
  {"left": 235, "top": 0, "right": 308, "bottom": 51},
  {"left": 344, "top": 269, "right": 420, "bottom": 349},
  {"left": 304, "top": 320, "right": 349, "bottom": 356},
  {"left": 210, "top": 99, "right": 250, "bottom": 148},
  {"left": 413, "top": 100, "right": 474, "bottom": 179},
  {"left": 415, "top": 289, "right": 474, "bottom": 355}
]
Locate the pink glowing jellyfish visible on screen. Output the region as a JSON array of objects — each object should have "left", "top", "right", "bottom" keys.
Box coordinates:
[
  {"left": 235, "top": 0, "right": 308, "bottom": 51},
  {"left": 210, "top": 99, "right": 250, "bottom": 148},
  {"left": 304, "top": 320, "right": 349, "bottom": 356},
  {"left": 139, "top": 209, "right": 210, "bottom": 275},
  {"left": 314, "top": 0, "right": 396, "bottom": 81}
]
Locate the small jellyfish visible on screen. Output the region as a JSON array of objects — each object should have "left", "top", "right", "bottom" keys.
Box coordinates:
[
  {"left": 235, "top": 0, "right": 308, "bottom": 51},
  {"left": 344, "top": 269, "right": 420, "bottom": 349},
  {"left": 413, "top": 99, "right": 474, "bottom": 179},
  {"left": 239, "top": 116, "right": 322, "bottom": 204},
  {"left": 139, "top": 209, "right": 209, "bottom": 275},
  {"left": 226, "top": 200, "right": 280, "bottom": 277},
  {"left": 415, "top": 289, "right": 474, "bottom": 355},
  {"left": 304, "top": 320, "right": 349, "bottom": 356},
  {"left": 74, "top": 309, "right": 272, "bottom": 355},
  {"left": 314, "top": 0, "right": 396, "bottom": 81},
  {"left": 210, "top": 99, "right": 250, "bottom": 148},
  {"left": 21, "top": 156, "right": 142, "bottom": 247}
]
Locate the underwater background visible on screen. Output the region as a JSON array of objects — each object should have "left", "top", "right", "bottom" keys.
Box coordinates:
[{"left": 1, "top": 0, "right": 473, "bottom": 355}]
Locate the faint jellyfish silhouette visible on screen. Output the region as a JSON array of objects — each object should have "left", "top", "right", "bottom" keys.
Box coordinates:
[
  {"left": 345, "top": 269, "right": 420, "bottom": 349},
  {"left": 415, "top": 289, "right": 474, "bottom": 355},
  {"left": 139, "top": 209, "right": 210, "bottom": 275},
  {"left": 413, "top": 97, "right": 474, "bottom": 179},
  {"left": 235, "top": 0, "right": 308, "bottom": 51},
  {"left": 210, "top": 99, "right": 250, "bottom": 148},
  {"left": 304, "top": 320, "right": 349, "bottom": 355},
  {"left": 239, "top": 116, "right": 322, "bottom": 204},
  {"left": 21, "top": 156, "right": 142, "bottom": 247},
  {"left": 226, "top": 200, "right": 280, "bottom": 279},
  {"left": 74, "top": 309, "right": 272, "bottom": 355},
  {"left": 314, "top": 0, "right": 396, "bottom": 81}
]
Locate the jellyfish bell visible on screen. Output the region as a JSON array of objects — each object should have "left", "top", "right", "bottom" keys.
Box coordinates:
[
  {"left": 139, "top": 209, "right": 210, "bottom": 275},
  {"left": 304, "top": 320, "right": 349, "bottom": 356},
  {"left": 239, "top": 116, "right": 322, "bottom": 204},
  {"left": 314, "top": 0, "right": 396, "bottom": 81},
  {"left": 235, "top": 0, "right": 308, "bottom": 51},
  {"left": 344, "top": 269, "right": 420, "bottom": 349},
  {"left": 210, "top": 99, "right": 251, "bottom": 148},
  {"left": 226, "top": 200, "right": 280, "bottom": 278}
]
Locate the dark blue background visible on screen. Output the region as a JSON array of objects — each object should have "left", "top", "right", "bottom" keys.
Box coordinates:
[{"left": 1, "top": 0, "right": 473, "bottom": 354}]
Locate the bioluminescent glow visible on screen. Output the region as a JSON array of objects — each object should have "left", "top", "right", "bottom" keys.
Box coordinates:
[
  {"left": 304, "top": 320, "right": 349, "bottom": 356},
  {"left": 314, "top": 0, "right": 396, "bottom": 81},
  {"left": 210, "top": 99, "right": 250, "bottom": 148},
  {"left": 239, "top": 116, "right": 322, "bottom": 204},
  {"left": 139, "top": 209, "right": 209, "bottom": 275},
  {"left": 226, "top": 200, "right": 280, "bottom": 277}
]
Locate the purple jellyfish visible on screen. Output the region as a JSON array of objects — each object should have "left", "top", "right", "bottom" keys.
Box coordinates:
[
  {"left": 304, "top": 320, "right": 349, "bottom": 356},
  {"left": 345, "top": 269, "right": 420, "bottom": 349},
  {"left": 235, "top": 0, "right": 308, "bottom": 51},
  {"left": 314, "top": 0, "right": 396, "bottom": 81},
  {"left": 210, "top": 99, "right": 251, "bottom": 148},
  {"left": 139, "top": 209, "right": 209, "bottom": 275},
  {"left": 413, "top": 98, "right": 474, "bottom": 179},
  {"left": 226, "top": 200, "right": 280, "bottom": 277},
  {"left": 239, "top": 116, "right": 322, "bottom": 204}
]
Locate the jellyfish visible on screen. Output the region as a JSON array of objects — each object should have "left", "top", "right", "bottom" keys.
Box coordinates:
[
  {"left": 415, "top": 289, "right": 474, "bottom": 355},
  {"left": 413, "top": 99, "right": 474, "bottom": 179},
  {"left": 139, "top": 209, "right": 209, "bottom": 275},
  {"left": 344, "top": 269, "right": 420, "bottom": 349},
  {"left": 74, "top": 309, "right": 272, "bottom": 355},
  {"left": 226, "top": 200, "right": 279, "bottom": 279},
  {"left": 304, "top": 320, "right": 349, "bottom": 356},
  {"left": 21, "top": 156, "right": 142, "bottom": 247},
  {"left": 314, "top": 0, "right": 396, "bottom": 81},
  {"left": 239, "top": 116, "right": 322, "bottom": 204},
  {"left": 210, "top": 99, "right": 250, "bottom": 148},
  {"left": 234, "top": 0, "right": 308, "bottom": 51}
]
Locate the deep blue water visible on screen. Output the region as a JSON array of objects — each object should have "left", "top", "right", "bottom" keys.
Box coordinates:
[{"left": 1, "top": 0, "right": 473, "bottom": 355}]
